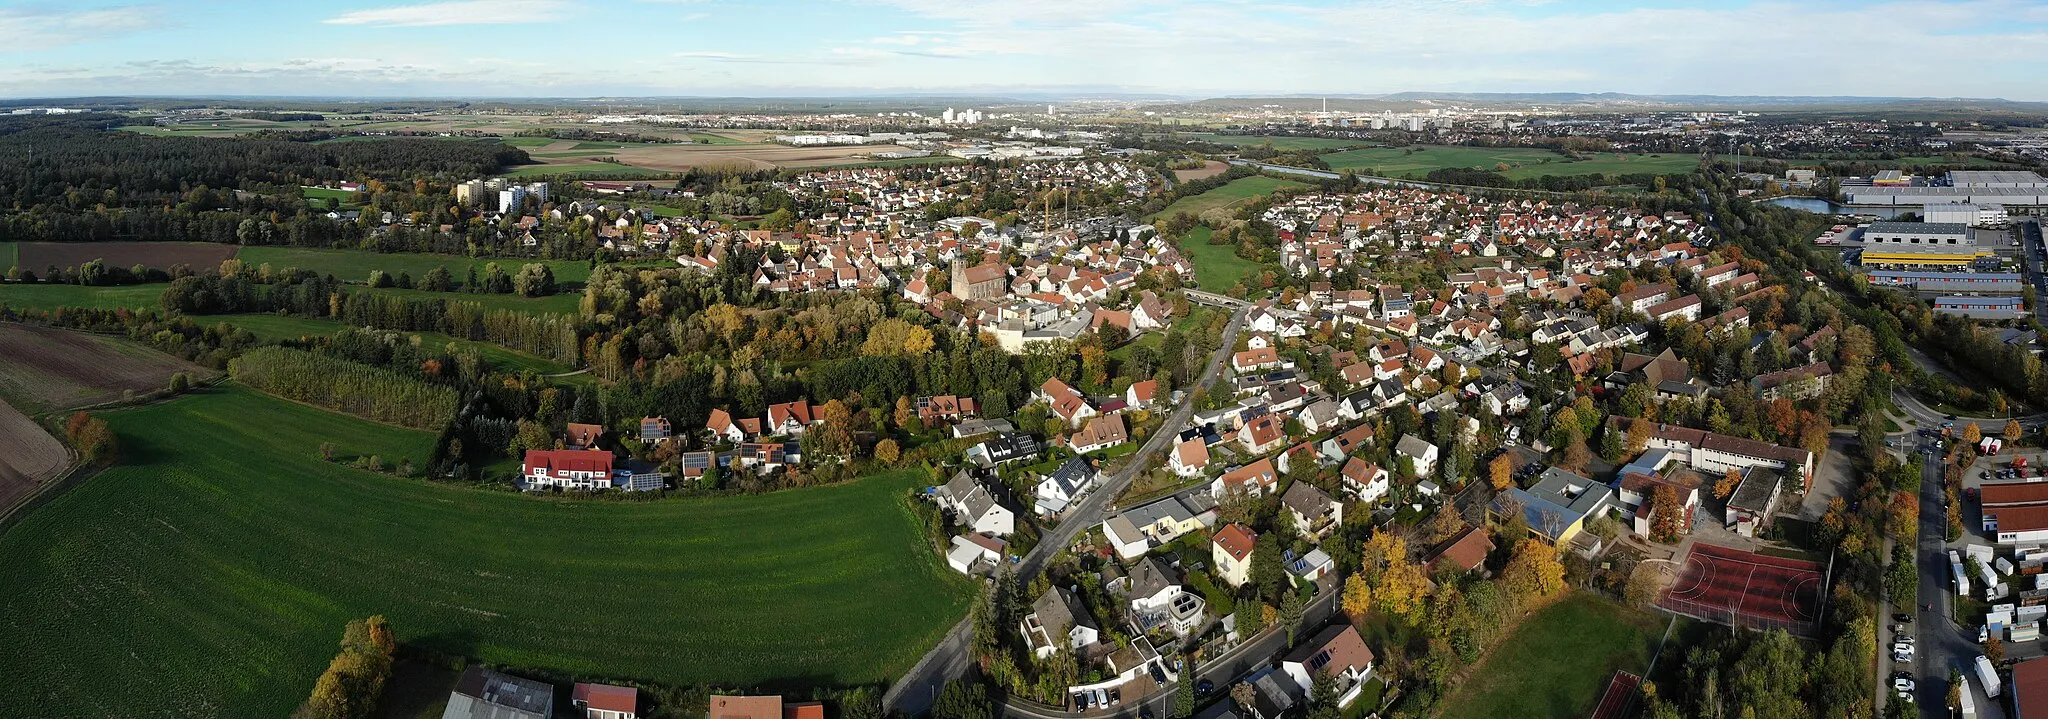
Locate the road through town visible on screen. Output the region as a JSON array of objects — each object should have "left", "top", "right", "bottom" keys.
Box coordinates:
[{"left": 885, "top": 306, "right": 1250, "bottom": 716}]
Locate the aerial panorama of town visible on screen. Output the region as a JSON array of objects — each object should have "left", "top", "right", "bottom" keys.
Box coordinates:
[{"left": 13, "top": 3, "right": 2048, "bottom": 719}]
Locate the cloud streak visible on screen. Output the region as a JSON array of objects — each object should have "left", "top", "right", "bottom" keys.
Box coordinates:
[
  {"left": 0, "top": 5, "right": 162, "bottom": 52},
  {"left": 324, "top": 0, "right": 573, "bottom": 27}
]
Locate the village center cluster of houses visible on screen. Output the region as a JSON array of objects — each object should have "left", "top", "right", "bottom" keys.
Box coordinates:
[{"left": 502, "top": 166, "right": 1847, "bottom": 712}]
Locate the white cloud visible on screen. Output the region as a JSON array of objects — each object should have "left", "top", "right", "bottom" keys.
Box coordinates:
[
  {"left": 0, "top": 5, "right": 162, "bottom": 52},
  {"left": 324, "top": 0, "right": 572, "bottom": 27}
]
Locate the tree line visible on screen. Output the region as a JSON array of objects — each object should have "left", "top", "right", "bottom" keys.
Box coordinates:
[{"left": 230, "top": 347, "right": 459, "bottom": 430}]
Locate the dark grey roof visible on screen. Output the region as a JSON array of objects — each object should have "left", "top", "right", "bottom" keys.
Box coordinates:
[
  {"left": 1281, "top": 481, "right": 1335, "bottom": 523},
  {"left": 1046, "top": 456, "right": 1095, "bottom": 493},
  {"left": 1729, "top": 468, "right": 1783, "bottom": 512},
  {"left": 1032, "top": 586, "right": 1098, "bottom": 639},
  {"left": 1127, "top": 556, "right": 1180, "bottom": 600},
  {"left": 446, "top": 666, "right": 553, "bottom": 719}
]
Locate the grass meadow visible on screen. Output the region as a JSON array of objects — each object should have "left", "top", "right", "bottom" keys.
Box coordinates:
[
  {"left": 212, "top": 313, "right": 576, "bottom": 376},
  {"left": 1319, "top": 145, "right": 1700, "bottom": 180},
  {"left": 1176, "top": 133, "right": 1374, "bottom": 152},
  {"left": 233, "top": 246, "right": 593, "bottom": 288},
  {"left": 1436, "top": 593, "right": 1664, "bottom": 719},
  {"left": 1150, "top": 175, "right": 1311, "bottom": 221},
  {"left": 0, "top": 385, "right": 974, "bottom": 717},
  {"left": 0, "top": 282, "right": 164, "bottom": 312},
  {"left": 1176, "top": 226, "right": 1268, "bottom": 292}
]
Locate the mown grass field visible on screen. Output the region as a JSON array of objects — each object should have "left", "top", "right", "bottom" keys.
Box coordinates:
[
  {"left": 300, "top": 187, "right": 363, "bottom": 207},
  {"left": 1320, "top": 145, "right": 1698, "bottom": 180},
  {"left": 0, "top": 282, "right": 164, "bottom": 312},
  {"left": 1176, "top": 226, "right": 1267, "bottom": 292},
  {"left": 1437, "top": 593, "right": 1663, "bottom": 719},
  {"left": 0, "top": 385, "right": 974, "bottom": 717},
  {"left": 234, "top": 247, "right": 592, "bottom": 287},
  {"left": 212, "top": 313, "right": 575, "bottom": 375},
  {"left": 1151, "top": 175, "right": 1310, "bottom": 221}
]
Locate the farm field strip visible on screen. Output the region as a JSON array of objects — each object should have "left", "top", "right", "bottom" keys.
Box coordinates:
[
  {"left": 0, "top": 385, "right": 973, "bottom": 717},
  {"left": 1318, "top": 145, "right": 1699, "bottom": 179},
  {"left": 0, "top": 322, "right": 209, "bottom": 413},
  {"left": 6, "top": 241, "right": 239, "bottom": 274},
  {"left": 0, "top": 283, "right": 165, "bottom": 312},
  {"left": 0, "top": 399, "right": 66, "bottom": 516}
]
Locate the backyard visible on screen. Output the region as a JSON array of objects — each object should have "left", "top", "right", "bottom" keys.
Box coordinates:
[
  {"left": 0, "top": 385, "right": 974, "bottom": 717},
  {"left": 1436, "top": 593, "right": 1665, "bottom": 719}
]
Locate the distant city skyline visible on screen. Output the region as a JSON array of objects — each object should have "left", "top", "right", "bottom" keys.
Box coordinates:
[{"left": 5, "top": 0, "right": 2048, "bottom": 101}]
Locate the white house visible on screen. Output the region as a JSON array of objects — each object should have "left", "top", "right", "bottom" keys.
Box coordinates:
[
  {"left": 939, "top": 470, "right": 1017, "bottom": 536},
  {"left": 1339, "top": 457, "right": 1390, "bottom": 504},
  {"left": 946, "top": 533, "right": 1008, "bottom": 575},
  {"left": 1281, "top": 625, "right": 1376, "bottom": 708},
  {"left": 1036, "top": 456, "right": 1099, "bottom": 516},
  {"left": 1212, "top": 523, "right": 1259, "bottom": 587},
  {"left": 1395, "top": 434, "right": 1440, "bottom": 478},
  {"left": 1171, "top": 437, "right": 1212, "bottom": 478}
]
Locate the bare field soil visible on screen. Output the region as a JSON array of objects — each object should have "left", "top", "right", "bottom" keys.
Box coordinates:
[
  {"left": 13, "top": 242, "right": 238, "bottom": 273},
  {"left": 1174, "top": 160, "right": 1230, "bottom": 182},
  {"left": 0, "top": 399, "right": 66, "bottom": 514},
  {"left": 0, "top": 323, "right": 211, "bottom": 412}
]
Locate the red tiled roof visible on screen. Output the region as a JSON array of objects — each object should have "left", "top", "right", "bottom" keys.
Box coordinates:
[
  {"left": 1213, "top": 523, "right": 1258, "bottom": 561},
  {"left": 573, "top": 682, "right": 638, "bottom": 713},
  {"left": 524, "top": 449, "right": 613, "bottom": 477}
]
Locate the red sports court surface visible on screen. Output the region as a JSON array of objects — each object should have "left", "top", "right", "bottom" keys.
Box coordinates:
[
  {"left": 1588, "top": 671, "right": 1641, "bottom": 719},
  {"left": 1658, "top": 542, "right": 1824, "bottom": 633}
]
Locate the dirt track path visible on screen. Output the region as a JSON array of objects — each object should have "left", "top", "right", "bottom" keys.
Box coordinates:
[{"left": 0, "top": 399, "right": 65, "bottom": 514}]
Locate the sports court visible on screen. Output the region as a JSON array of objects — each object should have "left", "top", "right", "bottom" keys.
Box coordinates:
[
  {"left": 1658, "top": 542, "right": 1826, "bottom": 635},
  {"left": 1588, "top": 671, "right": 1641, "bottom": 719}
]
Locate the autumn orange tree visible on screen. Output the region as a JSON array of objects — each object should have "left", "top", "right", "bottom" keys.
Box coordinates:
[
  {"left": 1626, "top": 418, "right": 1653, "bottom": 455},
  {"left": 2008, "top": 419, "right": 2025, "bottom": 443},
  {"left": 1963, "top": 422, "right": 1983, "bottom": 446},
  {"left": 1359, "top": 531, "right": 1427, "bottom": 616},
  {"left": 1489, "top": 454, "right": 1514, "bottom": 492},
  {"left": 1501, "top": 538, "right": 1567, "bottom": 602},
  {"left": 1649, "top": 485, "right": 1683, "bottom": 543},
  {"left": 1715, "top": 469, "right": 1741, "bottom": 499}
]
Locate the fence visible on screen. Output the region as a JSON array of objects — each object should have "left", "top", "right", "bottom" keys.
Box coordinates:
[{"left": 1657, "top": 594, "right": 1820, "bottom": 637}]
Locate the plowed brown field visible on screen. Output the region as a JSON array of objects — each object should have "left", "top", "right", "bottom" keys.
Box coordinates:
[
  {"left": 0, "top": 323, "right": 212, "bottom": 412},
  {"left": 11, "top": 242, "right": 238, "bottom": 273}
]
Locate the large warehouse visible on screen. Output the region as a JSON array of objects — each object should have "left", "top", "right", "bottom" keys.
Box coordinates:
[
  {"left": 1844, "top": 171, "right": 2048, "bottom": 210},
  {"left": 1981, "top": 481, "right": 2048, "bottom": 544}
]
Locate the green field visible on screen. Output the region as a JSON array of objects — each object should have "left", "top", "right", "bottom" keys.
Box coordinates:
[
  {"left": 498, "top": 137, "right": 561, "bottom": 147},
  {"left": 0, "top": 282, "right": 164, "bottom": 311},
  {"left": 213, "top": 313, "right": 574, "bottom": 375},
  {"left": 0, "top": 242, "right": 17, "bottom": 273},
  {"left": 235, "top": 247, "right": 592, "bottom": 287},
  {"left": 1176, "top": 133, "right": 1373, "bottom": 152},
  {"left": 1319, "top": 145, "right": 1699, "bottom": 180},
  {"left": 0, "top": 385, "right": 974, "bottom": 717},
  {"left": 687, "top": 133, "right": 750, "bottom": 145},
  {"left": 1177, "top": 227, "right": 1266, "bottom": 292},
  {"left": 504, "top": 163, "right": 675, "bottom": 179},
  {"left": 300, "top": 187, "right": 363, "bottom": 205},
  {"left": 1438, "top": 594, "right": 1663, "bottom": 719},
  {"left": 1151, "top": 175, "right": 1310, "bottom": 220}
]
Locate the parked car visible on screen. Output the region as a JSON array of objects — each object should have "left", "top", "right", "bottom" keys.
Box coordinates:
[
  {"left": 1896, "top": 612, "right": 1913, "bottom": 623},
  {"left": 1894, "top": 676, "right": 1916, "bottom": 695}
]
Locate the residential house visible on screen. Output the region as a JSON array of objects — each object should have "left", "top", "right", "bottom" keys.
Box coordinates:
[
  {"left": 565, "top": 422, "right": 605, "bottom": 450},
  {"left": 1124, "top": 556, "right": 1206, "bottom": 636},
  {"left": 946, "top": 533, "right": 1008, "bottom": 575},
  {"left": 939, "top": 469, "right": 1017, "bottom": 536},
  {"left": 1281, "top": 481, "right": 1343, "bottom": 537},
  {"left": 1021, "top": 587, "right": 1101, "bottom": 658},
  {"left": 1211, "top": 458, "right": 1281, "bottom": 498},
  {"left": 1233, "top": 347, "right": 1286, "bottom": 374},
  {"left": 1320, "top": 424, "right": 1375, "bottom": 464},
  {"left": 1281, "top": 625, "right": 1377, "bottom": 708},
  {"left": 444, "top": 666, "right": 554, "bottom": 719},
  {"left": 965, "top": 432, "right": 1041, "bottom": 468},
  {"left": 1040, "top": 377, "right": 1099, "bottom": 426},
  {"left": 1103, "top": 494, "right": 1214, "bottom": 559},
  {"left": 1239, "top": 414, "right": 1287, "bottom": 455},
  {"left": 1752, "top": 362, "right": 1833, "bottom": 400},
  {"left": 707, "top": 696, "right": 825, "bottom": 719},
  {"left": 766, "top": 399, "right": 821, "bottom": 436},
  {"left": 1212, "top": 523, "right": 1259, "bottom": 587},
  {"left": 706, "top": 408, "right": 755, "bottom": 444},
  {"left": 1424, "top": 527, "right": 1495, "bottom": 576},
  {"left": 638, "top": 417, "right": 672, "bottom": 445},
  {"left": 1126, "top": 380, "right": 1160, "bottom": 409},
  {"left": 1036, "top": 456, "right": 1099, "bottom": 515},
  {"left": 1171, "top": 437, "right": 1212, "bottom": 478},
  {"left": 523, "top": 449, "right": 616, "bottom": 491},
  {"left": 572, "top": 683, "right": 638, "bottom": 719},
  {"left": 1339, "top": 457, "right": 1390, "bottom": 504},
  {"left": 1069, "top": 414, "right": 1130, "bottom": 454},
  {"left": 1395, "top": 434, "right": 1440, "bottom": 478}
]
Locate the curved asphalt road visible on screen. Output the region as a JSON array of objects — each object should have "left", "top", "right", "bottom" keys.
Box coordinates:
[{"left": 885, "top": 306, "right": 1251, "bottom": 716}]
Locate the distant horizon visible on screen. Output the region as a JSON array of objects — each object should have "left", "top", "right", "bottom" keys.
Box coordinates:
[{"left": 8, "top": 0, "right": 2048, "bottom": 101}]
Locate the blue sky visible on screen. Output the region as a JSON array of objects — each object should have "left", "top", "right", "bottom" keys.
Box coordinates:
[{"left": 5, "top": 0, "right": 2048, "bottom": 99}]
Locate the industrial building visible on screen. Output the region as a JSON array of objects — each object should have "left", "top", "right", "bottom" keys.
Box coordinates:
[
  {"left": 1843, "top": 171, "right": 2048, "bottom": 212},
  {"left": 1982, "top": 481, "right": 2048, "bottom": 543},
  {"left": 1935, "top": 295, "right": 2028, "bottom": 320},
  {"left": 1854, "top": 221, "right": 1992, "bottom": 269},
  {"left": 1865, "top": 270, "right": 2025, "bottom": 294}
]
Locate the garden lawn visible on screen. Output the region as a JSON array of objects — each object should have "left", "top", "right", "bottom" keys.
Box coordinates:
[
  {"left": 212, "top": 313, "right": 575, "bottom": 376},
  {"left": 0, "top": 384, "right": 974, "bottom": 718},
  {"left": 1177, "top": 227, "right": 1266, "bottom": 292},
  {"left": 1150, "top": 175, "right": 1310, "bottom": 221},
  {"left": 235, "top": 247, "right": 592, "bottom": 288},
  {"left": 0, "top": 282, "right": 164, "bottom": 311},
  {"left": 1437, "top": 593, "right": 1663, "bottom": 719}
]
